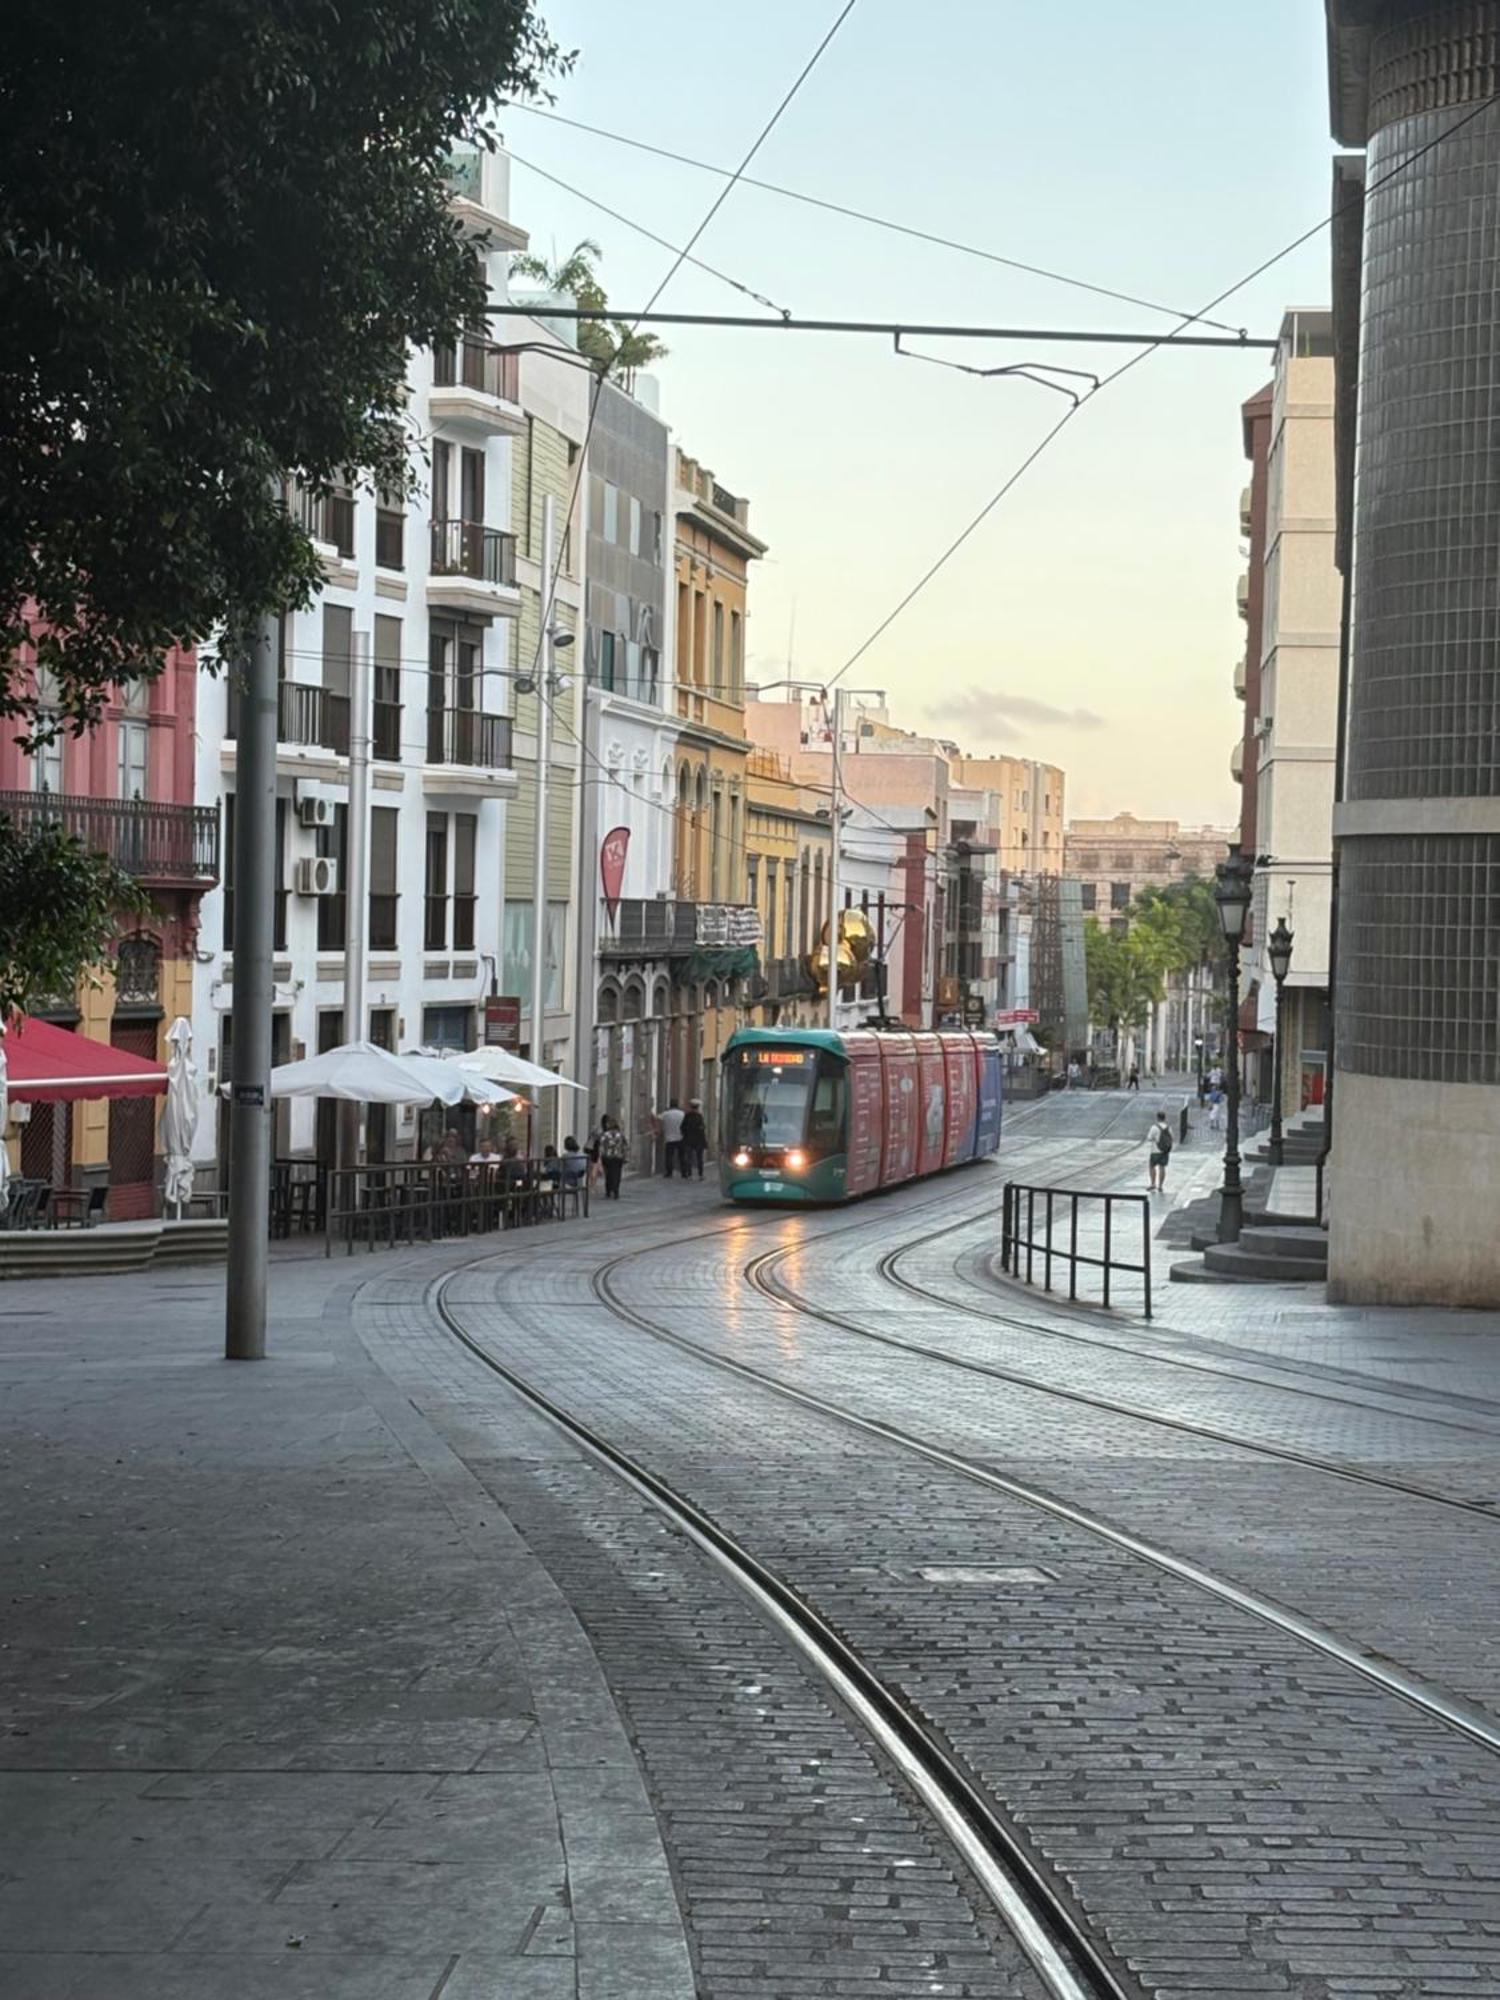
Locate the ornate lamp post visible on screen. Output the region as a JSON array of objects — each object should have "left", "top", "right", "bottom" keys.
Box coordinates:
[
  {"left": 1213, "top": 847, "right": 1255, "bottom": 1243},
  {"left": 1265, "top": 915, "right": 1294, "bottom": 1167}
]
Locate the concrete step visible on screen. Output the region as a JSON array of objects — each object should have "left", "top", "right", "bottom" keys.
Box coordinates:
[
  {"left": 0, "top": 1219, "right": 227, "bottom": 1280},
  {"left": 1237, "top": 1224, "right": 1329, "bottom": 1264},
  {"left": 1171, "top": 1255, "right": 1303, "bottom": 1285},
  {"left": 1200, "top": 1240, "right": 1326, "bottom": 1282}
]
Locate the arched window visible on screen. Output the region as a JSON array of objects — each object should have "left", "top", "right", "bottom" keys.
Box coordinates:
[
  {"left": 115, "top": 933, "right": 162, "bottom": 1008},
  {"left": 623, "top": 979, "right": 645, "bottom": 1021},
  {"left": 597, "top": 982, "right": 620, "bottom": 1025}
]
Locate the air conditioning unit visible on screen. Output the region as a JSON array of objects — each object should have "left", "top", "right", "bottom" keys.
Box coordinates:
[
  {"left": 297, "top": 793, "right": 334, "bottom": 829},
  {"left": 294, "top": 855, "right": 339, "bottom": 897}
]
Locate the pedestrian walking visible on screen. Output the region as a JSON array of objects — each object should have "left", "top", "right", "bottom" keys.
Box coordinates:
[
  {"left": 1147, "top": 1108, "right": 1174, "bottom": 1193},
  {"left": 681, "top": 1099, "right": 708, "bottom": 1180},
  {"left": 659, "top": 1098, "right": 686, "bottom": 1178},
  {"left": 597, "top": 1115, "right": 629, "bottom": 1199},
  {"left": 1207, "top": 1086, "right": 1224, "bottom": 1133},
  {"left": 1127, "top": 1066, "right": 1140, "bottom": 1092}
]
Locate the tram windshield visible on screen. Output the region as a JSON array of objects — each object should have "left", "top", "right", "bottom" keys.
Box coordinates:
[{"left": 725, "top": 1046, "right": 846, "bottom": 1153}]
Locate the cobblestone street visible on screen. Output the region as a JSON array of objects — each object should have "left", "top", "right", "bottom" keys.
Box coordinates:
[{"left": 5, "top": 1092, "right": 1500, "bottom": 1996}]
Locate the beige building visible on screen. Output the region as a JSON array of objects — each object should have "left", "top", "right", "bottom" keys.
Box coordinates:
[
  {"left": 1240, "top": 310, "right": 1338, "bottom": 1118},
  {"left": 1065, "top": 813, "right": 1234, "bottom": 929},
  {"left": 951, "top": 756, "right": 1064, "bottom": 875}
]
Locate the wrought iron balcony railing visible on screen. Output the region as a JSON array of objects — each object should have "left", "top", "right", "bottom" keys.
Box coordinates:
[{"left": 0, "top": 791, "right": 219, "bottom": 884}]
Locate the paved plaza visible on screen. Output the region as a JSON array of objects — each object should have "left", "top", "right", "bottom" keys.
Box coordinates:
[{"left": 4, "top": 1093, "right": 1500, "bottom": 1997}]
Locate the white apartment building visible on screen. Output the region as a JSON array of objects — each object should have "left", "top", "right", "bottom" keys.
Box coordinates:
[
  {"left": 192, "top": 144, "right": 535, "bottom": 1174},
  {"left": 1245, "top": 311, "right": 1338, "bottom": 1116}
]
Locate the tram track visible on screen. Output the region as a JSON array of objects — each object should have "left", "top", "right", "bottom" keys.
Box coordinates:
[
  {"left": 741, "top": 1237, "right": 1500, "bottom": 1516},
  {"left": 432, "top": 1264, "right": 1131, "bottom": 2000},
  {"left": 426, "top": 1103, "right": 1500, "bottom": 1997}
]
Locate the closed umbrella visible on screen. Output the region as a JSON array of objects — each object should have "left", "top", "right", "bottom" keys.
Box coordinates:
[
  {"left": 161, "top": 1016, "right": 199, "bottom": 1219},
  {"left": 0, "top": 1028, "right": 9, "bottom": 1212}
]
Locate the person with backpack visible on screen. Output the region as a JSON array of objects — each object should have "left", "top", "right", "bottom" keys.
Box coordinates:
[{"left": 1147, "top": 1108, "right": 1174, "bottom": 1194}]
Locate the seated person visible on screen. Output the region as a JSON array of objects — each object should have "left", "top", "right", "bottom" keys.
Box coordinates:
[
  {"left": 560, "top": 1135, "right": 589, "bottom": 1187},
  {"left": 539, "top": 1143, "right": 562, "bottom": 1182},
  {"left": 501, "top": 1138, "right": 530, "bottom": 1188},
  {"left": 469, "top": 1137, "right": 502, "bottom": 1171}
]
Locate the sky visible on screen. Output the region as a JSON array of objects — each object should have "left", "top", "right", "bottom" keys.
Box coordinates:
[{"left": 499, "top": 0, "right": 1338, "bottom": 828}]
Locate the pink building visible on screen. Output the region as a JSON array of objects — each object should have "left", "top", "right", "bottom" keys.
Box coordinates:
[{"left": 1, "top": 639, "right": 218, "bottom": 1214}]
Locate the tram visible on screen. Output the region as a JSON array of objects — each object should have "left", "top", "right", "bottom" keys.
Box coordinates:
[{"left": 719, "top": 1026, "right": 1003, "bottom": 1204}]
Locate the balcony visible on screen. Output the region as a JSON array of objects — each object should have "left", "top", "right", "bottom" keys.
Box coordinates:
[
  {"left": 1236, "top": 572, "right": 1250, "bottom": 621},
  {"left": 0, "top": 791, "right": 219, "bottom": 885},
  {"left": 600, "top": 899, "right": 762, "bottom": 959},
  {"left": 1230, "top": 738, "right": 1245, "bottom": 785},
  {"left": 290, "top": 483, "right": 356, "bottom": 561},
  {"left": 675, "top": 683, "right": 746, "bottom": 738},
  {"left": 442, "top": 146, "right": 528, "bottom": 250},
  {"left": 1234, "top": 653, "right": 1247, "bottom": 701},
  {"left": 1239, "top": 484, "right": 1253, "bottom": 538},
  {"left": 428, "top": 519, "right": 520, "bottom": 621},
  {"left": 431, "top": 340, "right": 524, "bottom": 436},
  {"left": 225, "top": 679, "right": 350, "bottom": 758},
  {"left": 425, "top": 705, "right": 512, "bottom": 772}
]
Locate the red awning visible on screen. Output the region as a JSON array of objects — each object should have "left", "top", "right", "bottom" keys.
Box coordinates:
[{"left": 4, "top": 1017, "right": 168, "bottom": 1103}]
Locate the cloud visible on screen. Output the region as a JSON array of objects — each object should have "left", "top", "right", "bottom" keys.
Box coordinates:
[{"left": 923, "top": 686, "right": 1107, "bottom": 737}]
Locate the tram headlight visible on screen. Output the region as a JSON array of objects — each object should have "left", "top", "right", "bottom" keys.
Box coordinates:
[
  {"left": 785, "top": 1149, "right": 807, "bottom": 1172},
  {"left": 733, "top": 1150, "right": 751, "bottom": 1168}
]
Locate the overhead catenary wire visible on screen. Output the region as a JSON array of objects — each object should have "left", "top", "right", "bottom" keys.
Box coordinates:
[
  {"left": 498, "top": 100, "right": 1248, "bottom": 334},
  {"left": 823, "top": 87, "right": 1500, "bottom": 692}
]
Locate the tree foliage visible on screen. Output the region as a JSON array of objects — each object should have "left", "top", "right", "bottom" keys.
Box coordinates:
[
  {"left": 1084, "top": 876, "right": 1222, "bottom": 1033},
  {"left": 0, "top": 0, "right": 570, "bottom": 734},
  {"left": 510, "top": 238, "right": 669, "bottom": 378},
  {"left": 0, "top": 818, "right": 146, "bottom": 1017}
]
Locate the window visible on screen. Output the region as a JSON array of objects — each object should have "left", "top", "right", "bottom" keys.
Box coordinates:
[
  {"left": 650, "top": 511, "right": 663, "bottom": 562},
  {"left": 747, "top": 855, "right": 760, "bottom": 913},
  {"left": 375, "top": 489, "right": 404, "bottom": 570},
  {"left": 1110, "top": 881, "right": 1130, "bottom": 911},
  {"left": 598, "top": 629, "right": 617, "bottom": 692},
  {"left": 1080, "top": 882, "right": 1097, "bottom": 912},
  {"left": 432, "top": 439, "right": 452, "bottom": 521},
  {"left": 460, "top": 446, "right": 484, "bottom": 524},
  {"left": 316, "top": 804, "right": 348, "bottom": 951},
  {"left": 766, "top": 864, "right": 778, "bottom": 960},
  {"left": 602, "top": 482, "right": 618, "bottom": 544},
  {"left": 374, "top": 615, "right": 402, "bottom": 762},
  {"left": 422, "top": 1004, "right": 473, "bottom": 1053},
  {"left": 117, "top": 722, "right": 148, "bottom": 801},
  {"left": 502, "top": 903, "right": 566, "bottom": 1012},
  {"left": 370, "top": 806, "right": 399, "bottom": 949},
  {"left": 713, "top": 601, "right": 725, "bottom": 686},
  {"left": 730, "top": 610, "right": 743, "bottom": 696},
  {"left": 425, "top": 811, "right": 449, "bottom": 950},
  {"left": 641, "top": 646, "right": 660, "bottom": 706},
  {"left": 32, "top": 666, "right": 62, "bottom": 792},
  {"left": 628, "top": 494, "right": 641, "bottom": 554},
  {"left": 626, "top": 638, "right": 641, "bottom": 697},
  {"left": 1112, "top": 852, "right": 1133, "bottom": 871},
  {"left": 453, "top": 812, "right": 477, "bottom": 951}
]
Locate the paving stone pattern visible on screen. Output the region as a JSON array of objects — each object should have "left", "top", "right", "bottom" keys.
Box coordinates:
[{"left": 422, "top": 1135, "right": 1500, "bottom": 1998}]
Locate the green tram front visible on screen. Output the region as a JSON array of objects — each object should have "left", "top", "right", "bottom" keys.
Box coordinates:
[{"left": 719, "top": 1030, "right": 848, "bottom": 1202}]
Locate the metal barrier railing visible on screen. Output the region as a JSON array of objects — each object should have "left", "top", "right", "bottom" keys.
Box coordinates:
[
  {"left": 325, "top": 1161, "right": 588, "bottom": 1256},
  {"left": 1000, "top": 1181, "right": 1153, "bottom": 1317}
]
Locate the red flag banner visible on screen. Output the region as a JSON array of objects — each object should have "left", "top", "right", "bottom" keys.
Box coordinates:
[{"left": 600, "top": 826, "right": 630, "bottom": 925}]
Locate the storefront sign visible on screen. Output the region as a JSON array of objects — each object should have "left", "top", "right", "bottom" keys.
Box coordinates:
[
  {"left": 963, "top": 995, "right": 987, "bottom": 1026},
  {"left": 992, "top": 1007, "right": 1039, "bottom": 1026},
  {"left": 600, "top": 826, "right": 630, "bottom": 925},
  {"left": 484, "top": 997, "right": 522, "bottom": 1047}
]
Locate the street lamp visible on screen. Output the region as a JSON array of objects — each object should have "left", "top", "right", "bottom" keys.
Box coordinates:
[
  {"left": 1213, "top": 846, "right": 1255, "bottom": 1243},
  {"left": 1266, "top": 914, "right": 1294, "bottom": 1168}
]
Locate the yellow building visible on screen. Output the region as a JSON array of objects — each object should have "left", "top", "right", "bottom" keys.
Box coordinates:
[
  {"left": 743, "top": 747, "right": 830, "bottom": 1026},
  {"left": 669, "top": 450, "right": 766, "bottom": 1092}
]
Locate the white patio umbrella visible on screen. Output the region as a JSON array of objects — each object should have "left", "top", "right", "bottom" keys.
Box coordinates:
[
  {"left": 260, "top": 1041, "right": 478, "bottom": 1106},
  {"left": 445, "top": 1045, "right": 585, "bottom": 1091},
  {"left": 161, "top": 1016, "right": 199, "bottom": 1218},
  {"left": 398, "top": 1050, "right": 517, "bottom": 1106}
]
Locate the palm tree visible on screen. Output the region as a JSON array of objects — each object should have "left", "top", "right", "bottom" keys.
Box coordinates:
[{"left": 509, "top": 239, "right": 668, "bottom": 381}]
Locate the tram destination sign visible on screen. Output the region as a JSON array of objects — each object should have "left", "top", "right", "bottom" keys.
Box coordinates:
[{"left": 739, "top": 1048, "right": 813, "bottom": 1066}]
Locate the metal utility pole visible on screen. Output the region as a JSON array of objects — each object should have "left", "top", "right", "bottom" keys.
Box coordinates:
[
  {"left": 529, "top": 494, "right": 555, "bottom": 1084},
  {"left": 827, "top": 685, "right": 843, "bottom": 1031},
  {"left": 339, "top": 629, "right": 371, "bottom": 1172},
  {"left": 225, "top": 613, "right": 279, "bottom": 1361}
]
